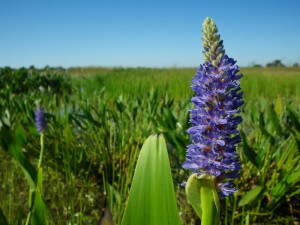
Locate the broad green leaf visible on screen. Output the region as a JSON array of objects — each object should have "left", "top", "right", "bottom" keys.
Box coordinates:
[
  {"left": 185, "top": 174, "right": 220, "bottom": 225},
  {"left": 289, "top": 188, "right": 300, "bottom": 198},
  {"left": 0, "top": 123, "right": 12, "bottom": 152},
  {"left": 121, "top": 134, "right": 181, "bottom": 225},
  {"left": 258, "top": 112, "right": 265, "bottom": 129},
  {"left": 269, "top": 105, "right": 282, "bottom": 135},
  {"left": 185, "top": 174, "right": 202, "bottom": 218},
  {"left": 0, "top": 207, "right": 8, "bottom": 225},
  {"left": 258, "top": 112, "right": 275, "bottom": 143},
  {"left": 9, "top": 126, "right": 37, "bottom": 188},
  {"left": 286, "top": 170, "right": 300, "bottom": 186},
  {"left": 277, "top": 138, "right": 297, "bottom": 169},
  {"left": 240, "top": 131, "right": 260, "bottom": 168},
  {"left": 238, "top": 186, "right": 264, "bottom": 206},
  {"left": 287, "top": 106, "right": 300, "bottom": 132},
  {"left": 149, "top": 87, "right": 158, "bottom": 103},
  {"left": 271, "top": 182, "right": 287, "bottom": 198},
  {"left": 275, "top": 95, "right": 282, "bottom": 116},
  {"left": 162, "top": 108, "right": 177, "bottom": 130},
  {"left": 250, "top": 106, "right": 259, "bottom": 124},
  {"left": 32, "top": 168, "right": 47, "bottom": 225}
]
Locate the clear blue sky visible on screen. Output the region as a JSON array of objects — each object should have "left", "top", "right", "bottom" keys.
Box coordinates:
[{"left": 1, "top": 0, "right": 300, "bottom": 68}]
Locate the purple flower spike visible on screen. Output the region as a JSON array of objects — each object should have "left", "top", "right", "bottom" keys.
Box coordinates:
[
  {"left": 34, "top": 107, "right": 47, "bottom": 134},
  {"left": 183, "top": 18, "right": 244, "bottom": 197}
]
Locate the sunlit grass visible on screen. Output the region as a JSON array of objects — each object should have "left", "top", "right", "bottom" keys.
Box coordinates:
[
  {"left": 70, "top": 67, "right": 300, "bottom": 102},
  {"left": 0, "top": 66, "right": 300, "bottom": 224}
]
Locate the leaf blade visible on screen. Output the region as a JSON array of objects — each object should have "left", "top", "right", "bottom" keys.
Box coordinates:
[
  {"left": 121, "top": 134, "right": 181, "bottom": 225},
  {"left": 238, "top": 186, "right": 264, "bottom": 207}
]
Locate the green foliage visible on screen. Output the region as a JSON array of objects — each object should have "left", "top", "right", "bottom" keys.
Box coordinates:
[
  {"left": 228, "top": 97, "right": 300, "bottom": 224},
  {"left": 0, "top": 67, "right": 300, "bottom": 224},
  {"left": 238, "top": 186, "right": 264, "bottom": 207},
  {"left": 240, "top": 131, "right": 259, "bottom": 168},
  {"left": 68, "top": 67, "right": 300, "bottom": 103},
  {"left": 121, "top": 134, "right": 181, "bottom": 225},
  {"left": 0, "top": 207, "right": 8, "bottom": 225},
  {"left": 185, "top": 174, "right": 220, "bottom": 225},
  {"left": 32, "top": 169, "right": 47, "bottom": 225},
  {"left": 8, "top": 126, "right": 37, "bottom": 188},
  {"left": 0, "top": 67, "right": 72, "bottom": 95}
]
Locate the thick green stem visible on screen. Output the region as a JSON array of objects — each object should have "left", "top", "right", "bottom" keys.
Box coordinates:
[
  {"left": 200, "top": 179, "right": 220, "bottom": 225},
  {"left": 186, "top": 174, "right": 220, "bottom": 225}
]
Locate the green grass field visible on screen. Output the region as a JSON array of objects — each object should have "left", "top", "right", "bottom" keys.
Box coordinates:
[
  {"left": 69, "top": 67, "right": 300, "bottom": 101},
  {"left": 0, "top": 66, "right": 300, "bottom": 225}
]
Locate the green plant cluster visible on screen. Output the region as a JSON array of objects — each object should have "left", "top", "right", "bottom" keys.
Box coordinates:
[
  {"left": 0, "top": 81, "right": 189, "bottom": 224},
  {"left": 70, "top": 67, "right": 300, "bottom": 102},
  {"left": 0, "top": 68, "right": 299, "bottom": 224},
  {"left": 0, "top": 67, "right": 72, "bottom": 96},
  {"left": 224, "top": 98, "right": 300, "bottom": 224}
]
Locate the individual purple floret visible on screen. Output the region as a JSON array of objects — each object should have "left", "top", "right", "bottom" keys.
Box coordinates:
[
  {"left": 34, "top": 107, "right": 47, "bottom": 134},
  {"left": 182, "top": 54, "right": 244, "bottom": 197}
]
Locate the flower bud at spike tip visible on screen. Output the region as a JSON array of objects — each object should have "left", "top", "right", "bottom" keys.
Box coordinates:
[
  {"left": 183, "top": 17, "right": 244, "bottom": 197},
  {"left": 202, "top": 17, "right": 225, "bottom": 66},
  {"left": 34, "top": 107, "right": 47, "bottom": 134}
]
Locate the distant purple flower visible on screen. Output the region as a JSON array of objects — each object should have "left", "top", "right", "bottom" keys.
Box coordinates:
[
  {"left": 34, "top": 107, "right": 47, "bottom": 134},
  {"left": 182, "top": 54, "right": 244, "bottom": 196}
]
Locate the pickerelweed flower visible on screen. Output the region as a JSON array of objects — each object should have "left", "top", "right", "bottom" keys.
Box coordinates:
[
  {"left": 182, "top": 17, "right": 244, "bottom": 197},
  {"left": 34, "top": 107, "right": 47, "bottom": 134}
]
